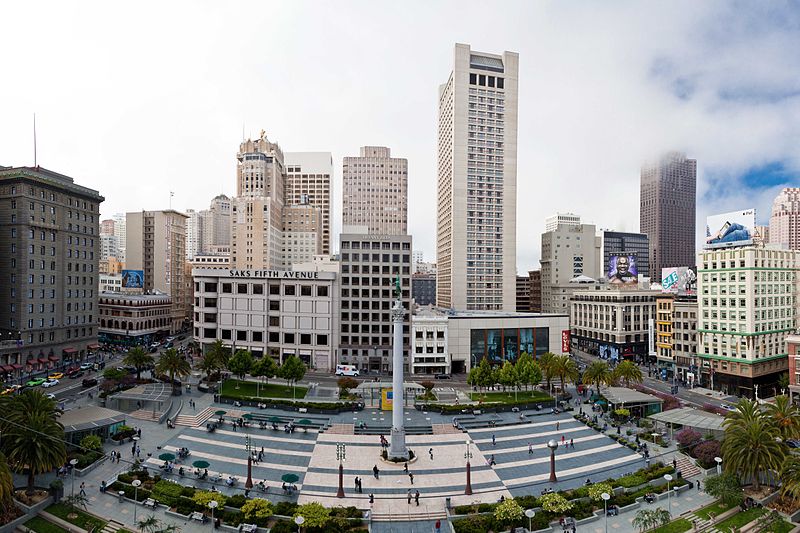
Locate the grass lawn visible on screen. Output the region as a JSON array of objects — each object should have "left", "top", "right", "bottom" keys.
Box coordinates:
[
  {"left": 469, "top": 390, "right": 552, "bottom": 403},
  {"left": 652, "top": 518, "right": 692, "bottom": 533},
  {"left": 221, "top": 379, "right": 308, "bottom": 399},
  {"left": 24, "top": 516, "right": 69, "bottom": 533},
  {"left": 693, "top": 499, "right": 737, "bottom": 520},
  {"left": 765, "top": 519, "right": 795, "bottom": 533},
  {"left": 715, "top": 507, "right": 767, "bottom": 531},
  {"left": 46, "top": 503, "right": 107, "bottom": 532}
]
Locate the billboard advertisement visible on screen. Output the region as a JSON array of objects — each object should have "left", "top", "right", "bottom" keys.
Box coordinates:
[
  {"left": 607, "top": 254, "right": 638, "bottom": 286},
  {"left": 661, "top": 267, "right": 697, "bottom": 296},
  {"left": 121, "top": 270, "right": 144, "bottom": 289},
  {"left": 705, "top": 209, "right": 755, "bottom": 249},
  {"left": 561, "top": 330, "right": 571, "bottom": 353}
]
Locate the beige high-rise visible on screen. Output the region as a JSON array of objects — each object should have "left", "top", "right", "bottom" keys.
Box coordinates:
[
  {"left": 437, "top": 43, "right": 519, "bottom": 311},
  {"left": 286, "top": 153, "right": 333, "bottom": 255},
  {"left": 770, "top": 188, "right": 800, "bottom": 250},
  {"left": 125, "top": 210, "right": 188, "bottom": 332},
  {"left": 343, "top": 146, "right": 407, "bottom": 235}
]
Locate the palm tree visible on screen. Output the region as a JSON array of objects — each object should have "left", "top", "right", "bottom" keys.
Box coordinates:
[
  {"left": 538, "top": 352, "right": 556, "bottom": 393},
  {"left": 632, "top": 509, "right": 655, "bottom": 532},
  {"left": 138, "top": 515, "right": 162, "bottom": 533},
  {"left": 779, "top": 456, "right": 800, "bottom": 503},
  {"left": 199, "top": 340, "right": 229, "bottom": 382},
  {"left": 612, "top": 360, "right": 643, "bottom": 387},
  {"left": 155, "top": 348, "right": 192, "bottom": 395},
  {"left": 550, "top": 355, "right": 579, "bottom": 399},
  {"left": 723, "top": 399, "right": 784, "bottom": 491},
  {"left": 766, "top": 394, "right": 800, "bottom": 442},
  {"left": 0, "top": 452, "right": 15, "bottom": 523},
  {"left": 0, "top": 390, "right": 66, "bottom": 495},
  {"left": 123, "top": 346, "right": 154, "bottom": 380},
  {"left": 583, "top": 361, "right": 613, "bottom": 397}
]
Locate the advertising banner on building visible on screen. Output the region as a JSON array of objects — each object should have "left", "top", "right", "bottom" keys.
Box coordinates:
[
  {"left": 661, "top": 267, "right": 697, "bottom": 296},
  {"left": 705, "top": 209, "right": 755, "bottom": 249},
  {"left": 121, "top": 270, "right": 144, "bottom": 288},
  {"left": 380, "top": 389, "right": 393, "bottom": 411},
  {"left": 561, "top": 330, "right": 571, "bottom": 353},
  {"left": 607, "top": 255, "right": 638, "bottom": 286}
]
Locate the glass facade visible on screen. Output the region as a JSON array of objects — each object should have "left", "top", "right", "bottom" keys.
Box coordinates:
[{"left": 470, "top": 327, "right": 550, "bottom": 365}]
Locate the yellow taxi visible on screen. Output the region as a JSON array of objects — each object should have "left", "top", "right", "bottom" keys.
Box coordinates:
[{"left": 48, "top": 372, "right": 65, "bottom": 380}]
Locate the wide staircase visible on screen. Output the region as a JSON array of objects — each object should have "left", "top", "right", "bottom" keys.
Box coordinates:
[
  {"left": 174, "top": 406, "right": 215, "bottom": 427},
  {"left": 323, "top": 423, "right": 355, "bottom": 435},
  {"left": 100, "top": 519, "right": 127, "bottom": 533},
  {"left": 432, "top": 423, "right": 462, "bottom": 434},
  {"left": 129, "top": 409, "right": 159, "bottom": 421},
  {"left": 370, "top": 509, "right": 447, "bottom": 522},
  {"left": 675, "top": 454, "right": 701, "bottom": 479}
]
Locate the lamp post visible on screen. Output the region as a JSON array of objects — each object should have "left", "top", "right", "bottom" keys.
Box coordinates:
[
  {"left": 524, "top": 509, "right": 535, "bottom": 533},
  {"left": 69, "top": 458, "right": 78, "bottom": 502},
  {"left": 601, "top": 492, "right": 611, "bottom": 533},
  {"left": 547, "top": 439, "right": 559, "bottom": 482},
  {"left": 131, "top": 479, "right": 142, "bottom": 523},
  {"left": 336, "top": 443, "right": 346, "bottom": 498},
  {"left": 714, "top": 456, "right": 722, "bottom": 476},
  {"left": 464, "top": 440, "right": 473, "bottom": 495},
  {"left": 245, "top": 433, "right": 253, "bottom": 489},
  {"left": 664, "top": 474, "right": 673, "bottom": 511},
  {"left": 294, "top": 515, "right": 305, "bottom": 533},
  {"left": 755, "top": 384, "right": 760, "bottom": 403},
  {"left": 208, "top": 500, "right": 218, "bottom": 529}
]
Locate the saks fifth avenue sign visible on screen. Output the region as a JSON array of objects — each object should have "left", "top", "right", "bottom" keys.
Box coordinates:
[{"left": 227, "top": 270, "right": 320, "bottom": 279}]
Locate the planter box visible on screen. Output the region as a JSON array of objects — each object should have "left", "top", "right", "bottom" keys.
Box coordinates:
[
  {"left": 2, "top": 494, "right": 54, "bottom": 533},
  {"left": 75, "top": 456, "right": 107, "bottom": 477}
]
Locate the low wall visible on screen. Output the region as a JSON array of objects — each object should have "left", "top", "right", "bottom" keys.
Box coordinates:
[{"left": 1, "top": 494, "right": 54, "bottom": 533}]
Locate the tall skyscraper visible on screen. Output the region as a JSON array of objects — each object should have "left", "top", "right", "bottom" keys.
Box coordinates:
[
  {"left": 126, "top": 210, "right": 188, "bottom": 332},
  {"left": 185, "top": 209, "right": 202, "bottom": 260},
  {"left": 436, "top": 43, "right": 519, "bottom": 311},
  {"left": 598, "top": 230, "right": 650, "bottom": 282},
  {"left": 342, "top": 146, "right": 407, "bottom": 235},
  {"left": 286, "top": 153, "right": 333, "bottom": 254},
  {"left": 112, "top": 212, "right": 126, "bottom": 263},
  {"left": 205, "top": 194, "right": 231, "bottom": 248},
  {"left": 640, "top": 152, "right": 697, "bottom": 280},
  {"left": 770, "top": 188, "right": 800, "bottom": 250},
  {"left": 0, "top": 166, "right": 104, "bottom": 376}
]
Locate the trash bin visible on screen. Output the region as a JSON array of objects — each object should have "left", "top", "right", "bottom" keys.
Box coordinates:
[
  {"left": 445, "top": 497, "right": 451, "bottom": 509},
  {"left": 118, "top": 490, "right": 125, "bottom": 502}
]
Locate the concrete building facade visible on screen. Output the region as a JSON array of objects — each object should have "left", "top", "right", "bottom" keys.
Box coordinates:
[
  {"left": 125, "top": 209, "right": 188, "bottom": 333},
  {"left": 654, "top": 294, "right": 698, "bottom": 384},
  {"left": 412, "top": 274, "right": 437, "bottom": 306},
  {"left": 286, "top": 152, "right": 333, "bottom": 255},
  {"left": 411, "top": 307, "right": 449, "bottom": 376},
  {"left": 192, "top": 268, "right": 338, "bottom": 371},
  {"left": 770, "top": 188, "right": 800, "bottom": 250},
  {"left": 338, "top": 233, "right": 412, "bottom": 373},
  {"left": 640, "top": 152, "right": 697, "bottom": 281},
  {"left": 112, "top": 213, "right": 126, "bottom": 264},
  {"left": 343, "top": 146, "right": 407, "bottom": 236},
  {"left": 0, "top": 166, "right": 104, "bottom": 377},
  {"left": 696, "top": 246, "right": 799, "bottom": 397},
  {"left": 599, "top": 230, "right": 650, "bottom": 282},
  {"left": 437, "top": 43, "right": 519, "bottom": 311},
  {"left": 98, "top": 293, "right": 172, "bottom": 344},
  {"left": 540, "top": 218, "right": 601, "bottom": 314},
  {"left": 516, "top": 275, "right": 531, "bottom": 312},
  {"left": 529, "top": 269, "right": 542, "bottom": 312}
]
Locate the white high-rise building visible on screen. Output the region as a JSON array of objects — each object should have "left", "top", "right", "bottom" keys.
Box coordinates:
[
  {"left": 343, "top": 146, "right": 407, "bottom": 236},
  {"left": 770, "top": 188, "right": 800, "bottom": 250},
  {"left": 185, "top": 209, "right": 202, "bottom": 260},
  {"left": 436, "top": 43, "right": 519, "bottom": 311},
  {"left": 285, "top": 153, "right": 333, "bottom": 255},
  {"left": 545, "top": 213, "right": 581, "bottom": 232},
  {"left": 112, "top": 212, "right": 126, "bottom": 263}
]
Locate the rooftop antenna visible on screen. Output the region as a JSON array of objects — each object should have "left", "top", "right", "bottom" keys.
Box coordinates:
[
  {"left": 33, "top": 113, "right": 37, "bottom": 167},
  {"left": 169, "top": 191, "right": 174, "bottom": 209}
]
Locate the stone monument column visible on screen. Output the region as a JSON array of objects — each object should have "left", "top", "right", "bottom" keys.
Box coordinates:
[{"left": 388, "top": 277, "right": 408, "bottom": 460}]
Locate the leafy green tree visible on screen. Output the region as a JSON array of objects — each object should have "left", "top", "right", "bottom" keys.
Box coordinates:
[
  {"left": 79, "top": 434, "right": 103, "bottom": 453},
  {"left": 199, "top": 340, "right": 229, "bottom": 382},
  {"left": 493, "top": 498, "right": 523, "bottom": 526},
  {"left": 472, "top": 358, "right": 493, "bottom": 392},
  {"left": 766, "top": 394, "right": 800, "bottom": 442},
  {"left": 123, "top": 346, "right": 154, "bottom": 380},
  {"left": 632, "top": 509, "right": 670, "bottom": 532},
  {"left": 467, "top": 366, "right": 480, "bottom": 390},
  {"left": 0, "top": 390, "right": 66, "bottom": 495},
  {"left": 103, "top": 367, "right": 127, "bottom": 381},
  {"left": 294, "top": 502, "right": 330, "bottom": 529},
  {"left": 539, "top": 493, "right": 572, "bottom": 514},
  {"left": 587, "top": 482, "right": 613, "bottom": 501},
  {"left": 278, "top": 355, "right": 306, "bottom": 387},
  {"left": 228, "top": 350, "right": 254, "bottom": 384},
  {"left": 498, "top": 361, "right": 518, "bottom": 392},
  {"left": 703, "top": 473, "right": 743, "bottom": 506},
  {"left": 192, "top": 490, "right": 226, "bottom": 508},
  {"left": 612, "top": 360, "right": 643, "bottom": 387},
  {"left": 137, "top": 515, "right": 162, "bottom": 533},
  {"left": 516, "top": 357, "right": 543, "bottom": 391},
  {"left": 583, "top": 361, "right": 613, "bottom": 396},
  {"left": 722, "top": 398, "right": 784, "bottom": 491},
  {"left": 156, "top": 348, "right": 191, "bottom": 394},
  {"left": 0, "top": 452, "right": 14, "bottom": 522},
  {"left": 337, "top": 377, "right": 359, "bottom": 398},
  {"left": 538, "top": 352, "right": 556, "bottom": 392},
  {"left": 241, "top": 498, "right": 273, "bottom": 521},
  {"left": 250, "top": 356, "right": 278, "bottom": 388},
  {"left": 778, "top": 372, "right": 790, "bottom": 393}
]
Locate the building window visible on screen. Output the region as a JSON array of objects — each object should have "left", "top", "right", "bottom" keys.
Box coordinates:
[
  {"left": 317, "top": 334, "right": 328, "bottom": 345},
  {"left": 252, "top": 331, "right": 263, "bottom": 342},
  {"left": 284, "top": 333, "right": 295, "bottom": 344},
  {"left": 221, "top": 329, "right": 231, "bottom": 340},
  {"left": 221, "top": 283, "right": 232, "bottom": 293},
  {"left": 253, "top": 284, "right": 263, "bottom": 295},
  {"left": 268, "top": 332, "right": 279, "bottom": 343},
  {"left": 237, "top": 284, "right": 248, "bottom": 294},
  {"left": 236, "top": 330, "right": 247, "bottom": 341},
  {"left": 300, "top": 285, "right": 312, "bottom": 296},
  {"left": 300, "top": 333, "right": 311, "bottom": 345},
  {"left": 284, "top": 285, "right": 295, "bottom": 296}
]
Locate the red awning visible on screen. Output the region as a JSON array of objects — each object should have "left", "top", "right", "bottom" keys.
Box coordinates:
[
  {"left": 62, "top": 347, "right": 78, "bottom": 354},
  {"left": 37, "top": 358, "right": 48, "bottom": 364},
  {"left": 49, "top": 355, "right": 60, "bottom": 362},
  {"left": 11, "top": 364, "right": 22, "bottom": 370},
  {"left": 1, "top": 366, "right": 13, "bottom": 373},
  {"left": 87, "top": 343, "right": 101, "bottom": 350}
]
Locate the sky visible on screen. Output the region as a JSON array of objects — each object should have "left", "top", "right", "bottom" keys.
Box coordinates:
[{"left": 1, "top": 0, "right": 799, "bottom": 271}]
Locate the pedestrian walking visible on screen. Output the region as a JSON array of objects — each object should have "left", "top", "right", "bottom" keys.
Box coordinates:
[
  {"left": 570, "top": 438, "right": 574, "bottom": 449},
  {"left": 403, "top": 462, "right": 408, "bottom": 473},
  {"left": 429, "top": 448, "right": 434, "bottom": 460},
  {"left": 369, "top": 494, "right": 374, "bottom": 505},
  {"left": 354, "top": 477, "right": 359, "bottom": 491},
  {"left": 373, "top": 465, "right": 380, "bottom": 479},
  {"left": 556, "top": 421, "right": 560, "bottom": 431},
  {"left": 561, "top": 435, "right": 565, "bottom": 444},
  {"left": 409, "top": 473, "right": 414, "bottom": 484},
  {"left": 528, "top": 442, "right": 533, "bottom": 454},
  {"left": 435, "top": 519, "right": 441, "bottom": 533},
  {"left": 407, "top": 489, "right": 412, "bottom": 504},
  {"left": 415, "top": 490, "right": 420, "bottom": 506},
  {"left": 673, "top": 458, "right": 677, "bottom": 470},
  {"left": 492, "top": 434, "right": 496, "bottom": 446},
  {"left": 137, "top": 428, "right": 142, "bottom": 438},
  {"left": 79, "top": 482, "right": 86, "bottom": 496}
]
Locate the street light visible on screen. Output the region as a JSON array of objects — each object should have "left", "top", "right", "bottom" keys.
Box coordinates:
[
  {"left": 714, "top": 456, "right": 722, "bottom": 476},
  {"left": 336, "top": 443, "right": 346, "bottom": 498},
  {"left": 69, "top": 458, "right": 78, "bottom": 502},
  {"left": 294, "top": 515, "right": 305, "bottom": 533},
  {"left": 547, "top": 439, "right": 559, "bottom": 482},
  {"left": 664, "top": 474, "right": 673, "bottom": 511},
  {"left": 601, "top": 492, "right": 611, "bottom": 533},
  {"left": 208, "top": 500, "right": 218, "bottom": 529},
  {"left": 464, "top": 440, "right": 473, "bottom": 495},
  {"left": 524, "top": 509, "right": 535, "bottom": 533},
  {"left": 131, "top": 479, "right": 142, "bottom": 523}
]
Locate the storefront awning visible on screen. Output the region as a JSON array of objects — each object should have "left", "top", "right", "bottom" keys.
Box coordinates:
[
  {"left": 37, "top": 358, "right": 48, "bottom": 364},
  {"left": 49, "top": 355, "right": 60, "bottom": 362},
  {"left": 62, "top": 347, "right": 77, "bottom": 354},
  {"left": 11, "top": 364, "right": 22, "bottom": 370},
  {"left": 2, "top": 365, "right": 13, "bottom": 373},
  {"left": 87, "top": 343, "right": 101, "bottom": 350}
]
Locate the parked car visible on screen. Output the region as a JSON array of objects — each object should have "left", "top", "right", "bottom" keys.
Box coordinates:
[
  {"left": 67, "top": 369, "right": 84, "bottom": 378},
  {"left": 80, "top": 362, "right": 94, "bottom": 370},
  {"left": 46, "top": 393, "right": 56, "bottom": 400},
  {"left": 25, "top": 378, "right": 46, "bottom": 387},
  {"left": 434, "top": 374, "right": 452, "bottom": 380},
  {"left": 82, "top": 378, "right": 98, "bottom": 388},
  {"left": 48, "top": 372, "right": 64, "bottom": 380},
  {"left": 42, "top": 379, "right": 59, "bottom": 388}
]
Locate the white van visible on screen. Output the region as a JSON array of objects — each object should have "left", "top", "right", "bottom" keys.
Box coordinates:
[{"left": 335, "top": 365, "right": 360, "bottom": 377}]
